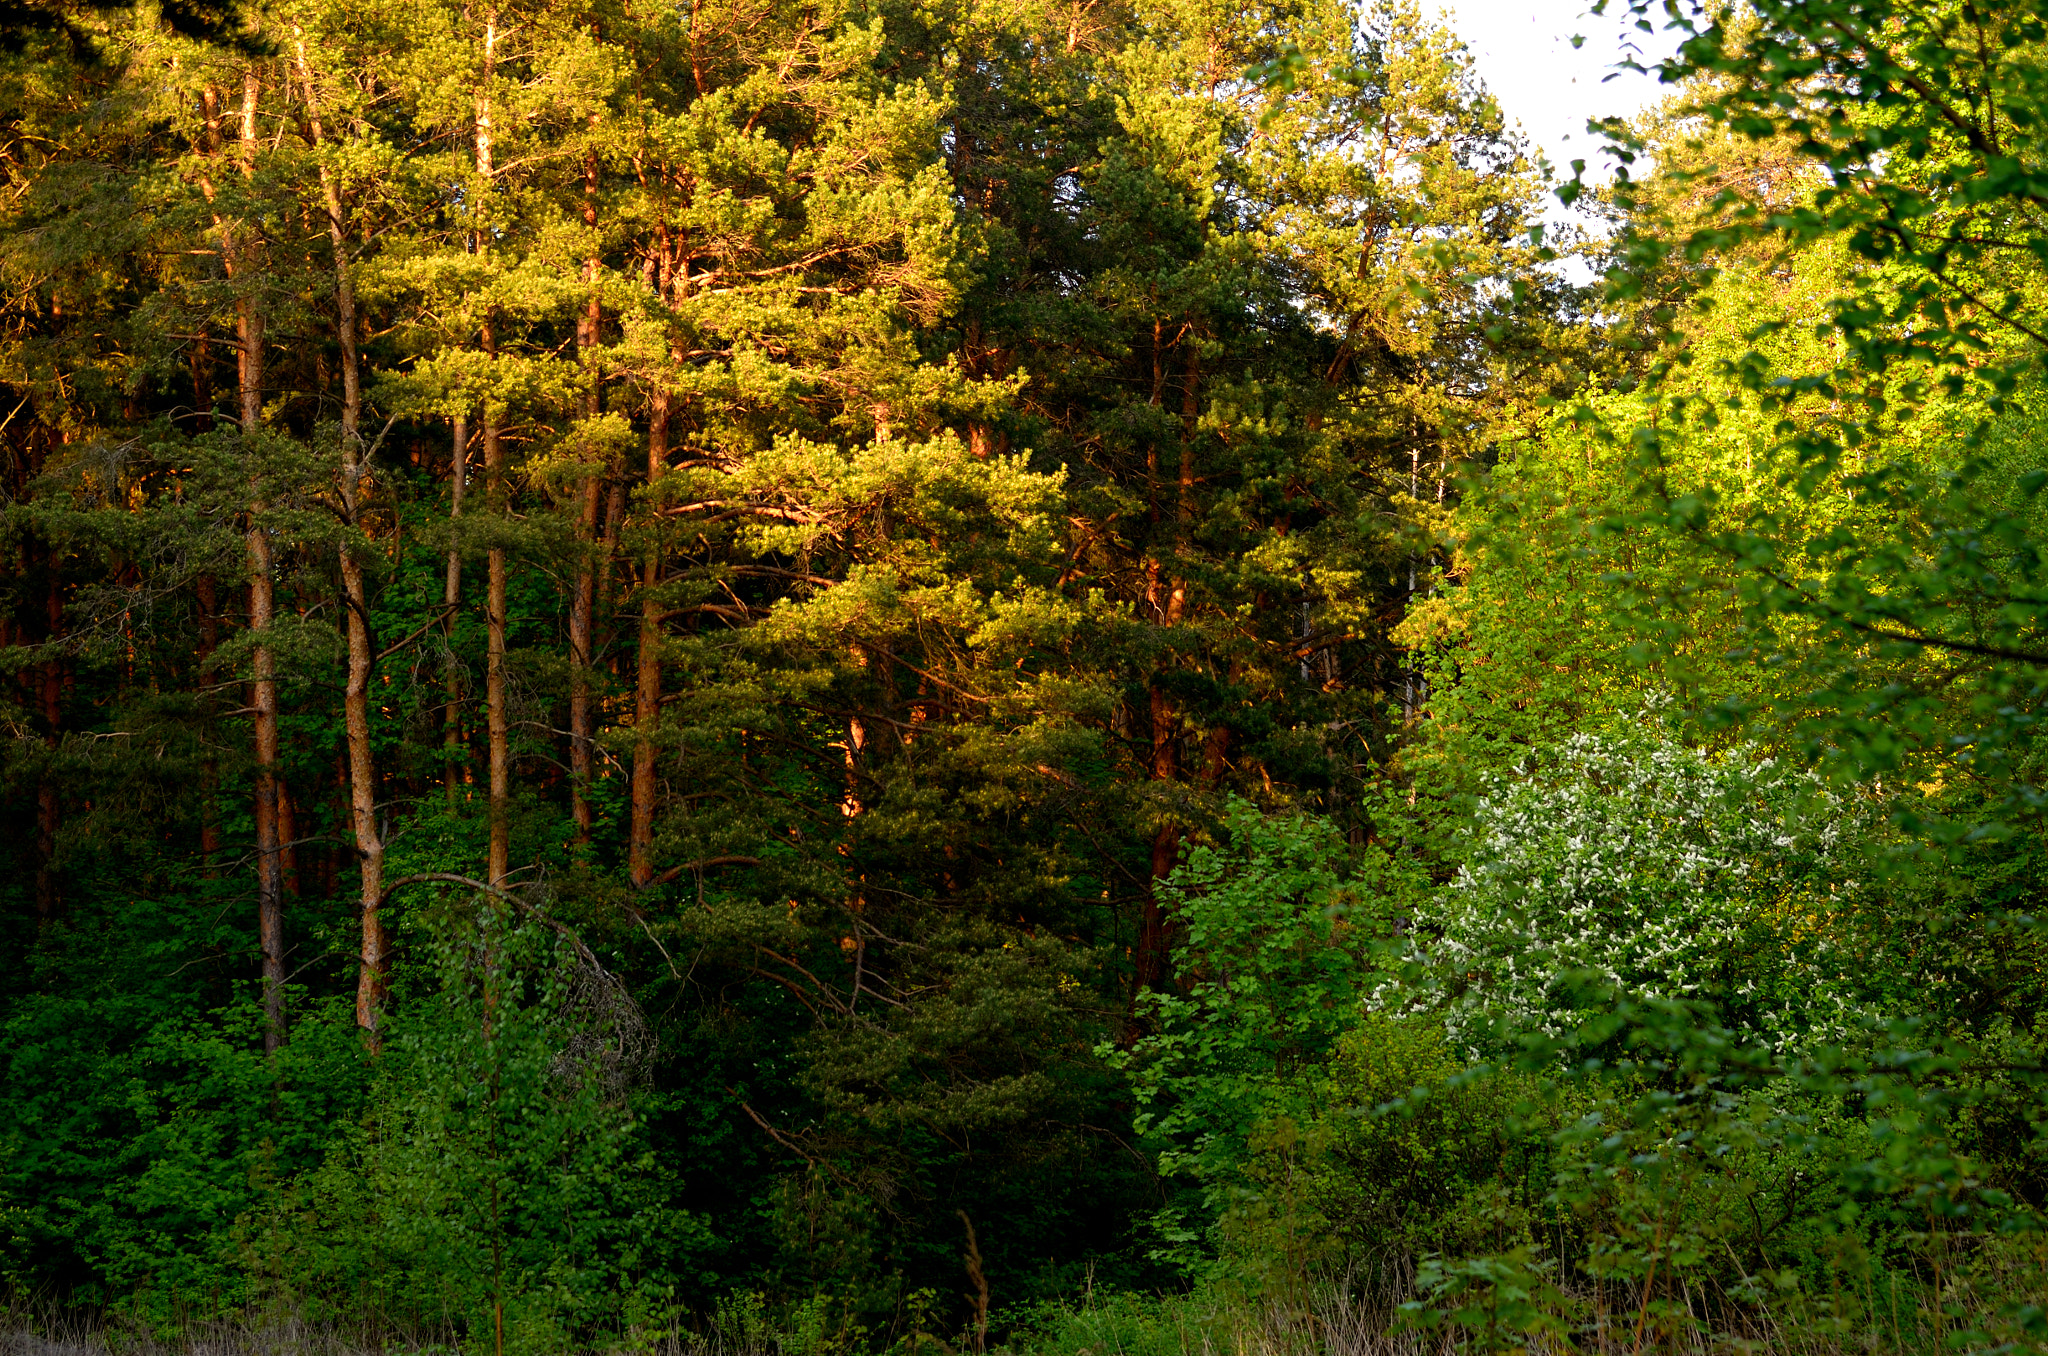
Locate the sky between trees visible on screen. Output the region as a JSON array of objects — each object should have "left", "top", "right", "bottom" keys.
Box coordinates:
[{"left": 1437, "top": 0, "right": 1675, "bottom": 197}]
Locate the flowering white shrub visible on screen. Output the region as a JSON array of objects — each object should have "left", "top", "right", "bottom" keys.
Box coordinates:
[{"left": 1415, "top": 714, "right": 1878, "bottom": 1055}]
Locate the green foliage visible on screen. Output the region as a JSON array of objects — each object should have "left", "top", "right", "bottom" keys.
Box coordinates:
[
  {"left": 1002, "top": 1290, "right": 1253, "bottom": 1356},
  {"left": 5, "top": 0, "right": 2048, "bottom": 1344},
  {"left": 249, "top": 904, "right": 710, "bottom": 1345},
  {"left": 0, "top": 989, "right": 372, "bottom": 1308},
  {"left": 1114, "top": 802, "right": 1373, "bottom": 1264},
  {"left": 1300, "top": 1017, "right": 1556, "bottom": 1271},
  {"left": 1559, "top": 0, "right": 2048, "bottom": 836}
]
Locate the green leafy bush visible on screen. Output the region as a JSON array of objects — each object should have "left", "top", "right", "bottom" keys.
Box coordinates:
[
  {"left": 1294, "top": 1017, "right": 1556, "bottom": 1273},
  {"left": 1114, "top": 802, "right": 1376, "bottom": 1272},
  {"left": 244, "top": 902, "right": 713, "bottom": 1350}
]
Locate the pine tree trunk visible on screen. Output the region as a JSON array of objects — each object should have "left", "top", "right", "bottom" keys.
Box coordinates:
[
  {"left": 1134, "top": 334, "right": 1203, "bottom": 1009},
  {"left": 34, "top": 561, "right": 62, "bottom": 927},
  {"left": 300, "top": 36, "right": 387, "bottom": 1044},
  {"left": 485, "top": 368, "right": 509, "bottom": 885},
  {"left": 468, "top": 18, "right": 509, "bottom": 893},
  {"left": 210, "top": 71, "right": 288, "bottom": 1056},
  {"left": 478, "top": 17, "right": 511, "bottom": 886},
  {"left": 191, "top": 329, "right": 214, "bottom": 431},
  {"left": 33, "top": 780, "right": 59, "bottom": 926},
  {"left": 277, "top": 778, "right": 301, "bottom": 899},
  {"left": 630, "top": 384, "right": 668, "bottom": 886},
  {"left": 196, "top": 573, "right": 222, "bottom": 876},
  {"left": 568, "top": 143, "right": 603, "bottom": 840},
  {"left": 569, "top": 505, "right": 597, "bottom": 840},
  {"left": 1135, "top": 680, "right": 1179, "bottom": 1000},
  {"left": 630, "top": 216, "right": 677, "bottom": 887},
  {"left": 249, "top": 532, "right": 284, "bottom": 1052},
  {"left": 445, "top": 414, "right": 467, "bottom": 806},
  {"left": 194, "top": 326, "right": 221, "bottom": 871}
]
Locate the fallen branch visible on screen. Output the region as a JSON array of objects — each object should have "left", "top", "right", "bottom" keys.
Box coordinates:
[{"left": 644, "top": 854, "right": 763, "bottom": 888}]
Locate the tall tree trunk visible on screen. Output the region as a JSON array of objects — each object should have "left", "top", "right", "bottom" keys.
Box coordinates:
[
  {"left": 207, "top": 72, "right": 288, "bottom": 1055},
  {"left": 249, "top": 545, "right": 283, "bottom": 1047},
  {"left": 33, "top": 780, "right": 59, "bottom": 926},
  {"left": 445, "top": 413, "right": 468, "bottom": 806},
  {"left": 193, "top": 322, "right": 221, "bottom": 875},
  {"left": 629, "top": 388, "right": 668, "bottom": 886},
  {"left": 278, "top": 778, "right": 301, "bottom": 899},
  {"left": 191, "top": 328, "right": 214, "bottom": 431},
  {"left": 249, "top": 514, "right": 284, "bottom": 1053},
  {"left": 630, "top": 219, "right": 677, "bottom": 887},
  {"left": 478, "top": 17, "right": 511, "bottom": 885},
  {"left": 196, "top": 573, "right": 223, "bottom": 876},
  {"left": 568, "top": 140, "right": 603, "bottom": 840},
  {"left": 1134, "top": 681, "right": 1179, "bottom": 1001},
  {"left": 484, "top": 336, "right": 509, "bottom": 885},
  {"left": 1133, "top": 332, "right": 1203, "bottom": 1009},
  {"left": 34, "top": 556, "right": 62, "bottom": 927},
  {"left": 299, "top": 36, "right": 387, "bottom": 1045}
]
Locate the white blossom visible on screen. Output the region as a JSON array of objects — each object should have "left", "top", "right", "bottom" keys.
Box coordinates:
[{"left": 1405, "top": 707, "right": 1877, "bottom": 1056}]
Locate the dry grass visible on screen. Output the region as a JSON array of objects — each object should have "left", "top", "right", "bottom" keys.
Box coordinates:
[
  {"left": 0, "top": 1306, "right": 477, "bottom": 1356},
  {"left": 1002, "top": 1244, "right": 2048, "bottom": 1356},
  {"left": 7, "top": 1240, "right": 2046, "bottom": 1356}
]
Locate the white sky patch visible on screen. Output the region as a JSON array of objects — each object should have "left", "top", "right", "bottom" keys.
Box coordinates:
[{"left": 1431, "top": 0, "right": 1684, "bottom": 228}]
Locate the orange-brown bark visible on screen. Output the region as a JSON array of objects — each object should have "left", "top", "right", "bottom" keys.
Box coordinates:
[{"left": 299, "top": 35, "right": 387, "bottom": 1044}]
